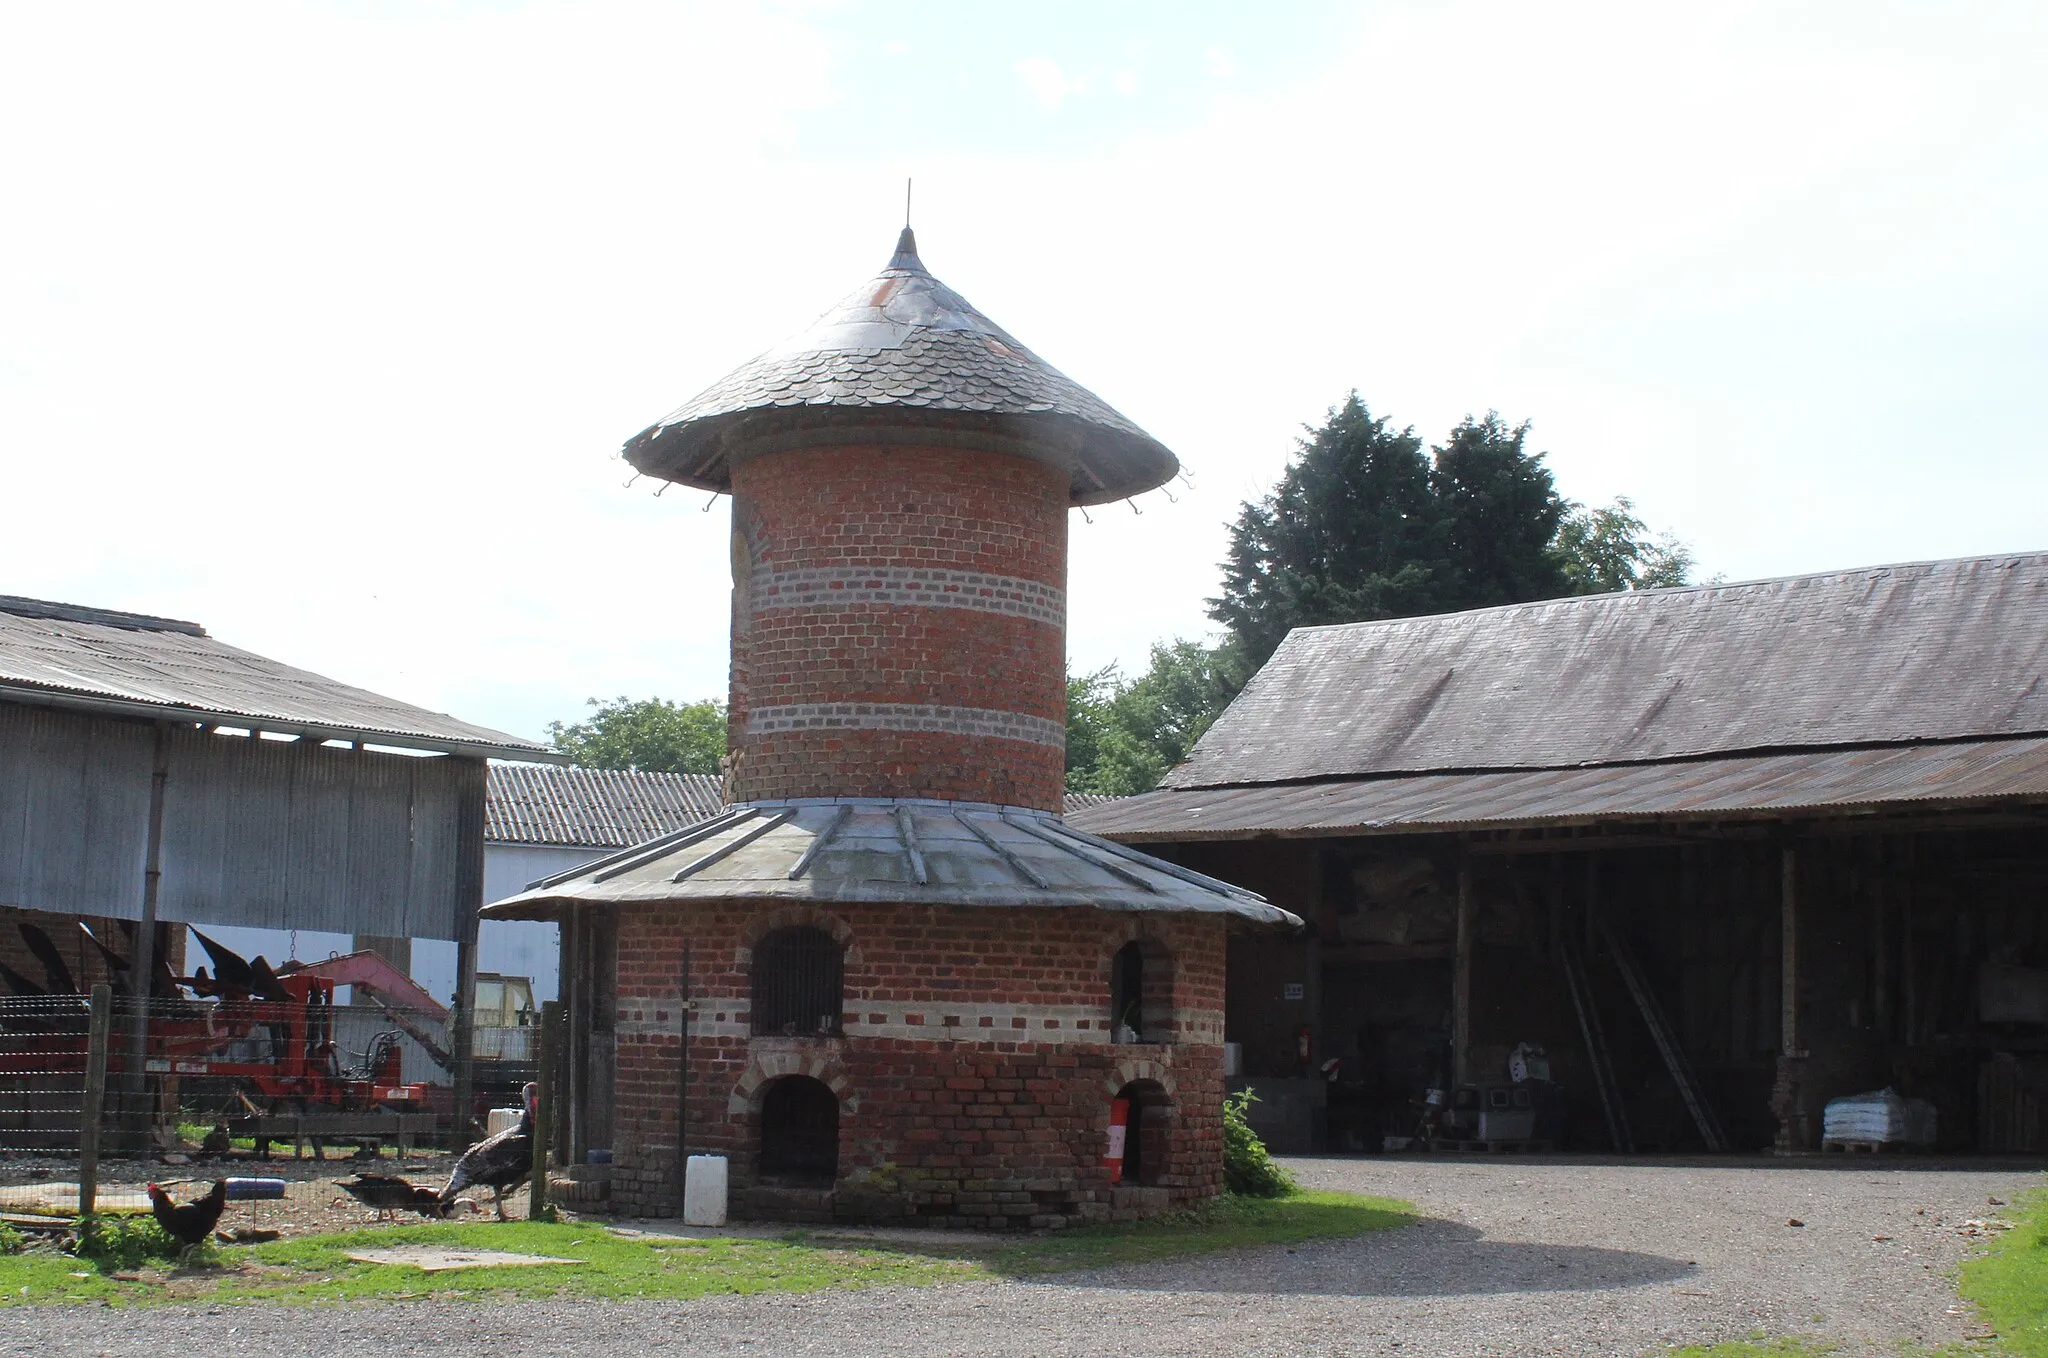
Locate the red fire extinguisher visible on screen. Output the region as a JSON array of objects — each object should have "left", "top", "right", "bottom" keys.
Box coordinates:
[
  {"left": 1295, "top": 1024, "right": 1313, "bottom": 1076},
  {"left": 1105, "top": 1097, "right": 1131, "bottom": 1184}
]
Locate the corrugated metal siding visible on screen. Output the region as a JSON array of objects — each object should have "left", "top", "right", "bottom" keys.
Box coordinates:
[
  {"left": 157, "top": 727, "right": 472, "bottom": 939},
  {"left": 0, "top": 706, "right": 153, "bottom": 916},
  {"left": 0, "top": 703, "right": 480, "bottom": 941},
  {"left": 1169, "top": 553, "right": 2048, "bottom": 789},
  {"left": 1075, "top": 736, "right": 2048, "bottom": 841},
  {"left": 0, "top": 597, "right": 549, "bottom": 759}
]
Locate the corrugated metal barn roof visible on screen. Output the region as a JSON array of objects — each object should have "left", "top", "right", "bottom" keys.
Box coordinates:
[
  {"left": 0, "top": 595, "right": 552, "bottom": 761},
  {"left": 1072, "top": 736, "right": 2048, "bottom": 841},
  {"left": 1167, "top": 552, "right": 2048, "bottom": 791},
  {"left": 486, "top": 765, "right": 725, "bottom": 847},
  {"left": 486, "top": 763, "right": 1126, "bottom": 850},
  {"left": 623, "top": 229, "right": 1178, "bottom": 506},
  {"left": 483, "top": 798, "right": 1295, "bottom": 925}
]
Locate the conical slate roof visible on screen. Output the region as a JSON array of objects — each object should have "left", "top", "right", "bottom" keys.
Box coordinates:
[
  {"left": 480, "top": 798, "right": 1298, "bottom": 926},
  {"left": 623, "top": 230, "right": 1179, "bottom": 505}
]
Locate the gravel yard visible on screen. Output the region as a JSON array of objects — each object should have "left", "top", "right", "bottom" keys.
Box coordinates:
[{"left": 4, "top": 1154, "right": 2038, "bottom": 1357}]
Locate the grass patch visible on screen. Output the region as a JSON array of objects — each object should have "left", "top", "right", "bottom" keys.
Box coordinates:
[
  {"left": 233, "top": 1220, "right": 976, "bottom": 1303},
  {"left": 1960, "top": 1184, "right": 2048, "bottom": 1356},
  {"left": 1662, "top": 1339, "right": 1837, "bottom": 1358},
  {"left": 0, "top": 1189, "right": 1411, "bottom": 1307},
  {"left": 985, "top": 1188, "right": 1412, "bottom": 1275}
]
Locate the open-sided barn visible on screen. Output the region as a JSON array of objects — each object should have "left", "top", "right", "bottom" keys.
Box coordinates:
[
  {"left": 0, "top": 593, "right": 553, "bottom": 1133},
  {"left": 1072, "top": 552, "right": 2048, "bottom": 1155}
]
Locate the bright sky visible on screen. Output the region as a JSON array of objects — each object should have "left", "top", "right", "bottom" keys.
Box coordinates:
[{"left": 4, "top": 2, "right": 2044, "bottom": 746}]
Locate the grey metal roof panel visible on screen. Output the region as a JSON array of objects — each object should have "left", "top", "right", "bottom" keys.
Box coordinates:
[
  {"left": 482, "top": 769, "right": 1121, "bottom": 850},
  {"left": 1167, "top": 553, "right": 2048, "bottom": 790},
  {"left": 622, "top": 230, "right": 1178, "bottom": 506},
  {"left": 0, "top": 595, "right": 552, "bottom": 761},
  {"left": 481, "top": 798, "right": 1295, "bottom": 926},
  {"left": 485, "top": 765, "right": 726, "bottom": 848},
  {"left": 1075, "top": 736, "right": 2048, "bottom": 841}
]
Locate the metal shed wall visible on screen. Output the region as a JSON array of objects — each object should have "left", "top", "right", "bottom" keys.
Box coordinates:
[{"left": 0, "top": 703, "right": 481, "bottom": 941}]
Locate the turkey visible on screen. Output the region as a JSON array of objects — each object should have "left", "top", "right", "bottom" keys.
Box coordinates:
[
  {"left": 148, "top": 1179, "right": 228, "bottom": 1250},
  {"left": 440, "top": 1083, "right": 537, "bottom": 1220},
  {"left": 338, "top": 1173, "right": 476, "bottom": 1222}
]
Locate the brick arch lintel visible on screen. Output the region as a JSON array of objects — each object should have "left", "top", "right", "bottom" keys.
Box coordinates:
[
  {"left": 727, "top": 1048, "right": 858, "bottom": 1117},
  {"left": 1103, "top": 1058, "right": 1178, "bottom": 1103},
  {"left": 1101, "top": 924, "right": 1179, "bottom": 980},
  {"left": 734, "top": 905, "right": 863, "bottom": 970}
]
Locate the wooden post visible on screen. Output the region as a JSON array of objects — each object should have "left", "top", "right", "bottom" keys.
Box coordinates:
[
  {"left": 1780, "top": 845, "right": 1800, "bottom": 1057},
  {"left": 1901, "top": 836, "right": 1918, "bottom": 1045},
  {"left": 78, "top": 984, "right": 113, "bottom": 1218},
  {"left": 528, "top": 999, "right": 561, "bottom": 1222},
  {"left": 447, "top": 759, "right": 487, "bottom": 1149},
  {"left": 1452, "top": 864, "right": 1474, "bottom": 1088},
  {"left": 121, "top": 724, "right": 171, "bottom": 1156},
  {"left": 1872, "top": 837, "right": 1890, "bottom": 1035}
]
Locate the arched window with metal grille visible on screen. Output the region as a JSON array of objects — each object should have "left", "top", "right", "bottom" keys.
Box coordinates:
[{"left": 750, "top": 926, "right": 845, "bottom": 1037}]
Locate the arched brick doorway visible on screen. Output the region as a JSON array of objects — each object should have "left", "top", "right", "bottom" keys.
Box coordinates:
[{"left": 759, "top": 1075, "right": 840, "bottom": 1186}]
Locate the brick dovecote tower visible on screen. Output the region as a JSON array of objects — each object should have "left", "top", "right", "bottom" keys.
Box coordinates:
[{"left": 488, "top": 230, "right": 1297, "bottom": 1227}]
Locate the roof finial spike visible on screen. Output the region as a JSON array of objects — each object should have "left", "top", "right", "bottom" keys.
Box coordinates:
[{"left": 890, "top": 180, "right": 922, "bottom": 272}]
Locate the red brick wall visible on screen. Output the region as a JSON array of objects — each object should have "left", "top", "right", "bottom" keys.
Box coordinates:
[
  {"left": 726, "top": 441, "right": 1069, "bottom": 810},
  {"left": 606, "top": 899, "right": 1228, "bottom": 1226}
]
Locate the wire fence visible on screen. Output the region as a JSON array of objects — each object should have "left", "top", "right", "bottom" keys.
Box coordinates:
[{"left": 0, "top": 986, "right": 543, "bottom": 1219}]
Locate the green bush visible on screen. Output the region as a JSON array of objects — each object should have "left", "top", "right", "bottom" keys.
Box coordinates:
[
  {"left": 74, "top": 1215, "right": 186, "bottom": 1271},
  {"left": 0, "top": 1222, "right": 24, "bottom": 1255},
  {"left": 1221, "top": 1087, "right": 1295, "bottom": 1198}
]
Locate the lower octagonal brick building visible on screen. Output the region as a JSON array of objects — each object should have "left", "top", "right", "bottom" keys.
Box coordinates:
[{"left": 487, "top": 228, "right": 1297, "bottom": 1227}]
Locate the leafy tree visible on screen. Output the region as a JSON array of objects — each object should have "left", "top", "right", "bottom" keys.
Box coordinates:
[
  {"left": 1065, "top": 665, "right": 1118, "bottom": 789},
  {"left": 1066, "top": 642, "right": 1237, "bottom": 797},
  {"left": 1210, "top": 394, "right": 1695, "bottom": 678},
  {"left": 548, "top": 696, "right": 726, "bottom": 775},
  {"left": 1552, "top": 496, "right": 1696, "bottom": 593},
  {"left": 1211, "top": 394, "right": 1437, "bottom": 675},
  {"left": 1428, "top": 412, "right": 1570, "bottom": 609}
]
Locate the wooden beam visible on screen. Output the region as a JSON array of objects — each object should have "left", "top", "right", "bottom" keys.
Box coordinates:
[
  {"left": 1872, "top": 837, "right": 1890, "bottom": 1035},
  {"left": 1780, "top": 844, "right": 1801, "bottom": 1057},
  {"left": 1452, "top": 865, "right": 1474, "bottom": 1087},
  {"left": 1320, "top": 942, "right": 1455, "bottom": 964}
]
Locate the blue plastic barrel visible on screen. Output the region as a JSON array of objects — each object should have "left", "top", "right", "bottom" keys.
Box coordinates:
[{"left": 223, "top": 1177, "right": 287, "bottom": 1201}]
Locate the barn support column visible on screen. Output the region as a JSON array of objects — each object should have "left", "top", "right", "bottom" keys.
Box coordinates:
[
  {"left": 1771, "top": 842, "right": 1812, "bottom": 1152},
  {"left": 1872, "top": 837, "right": 1890, "bottom": 1036},
  {"left": 446, "top": 759, "right": 486, "bottom": 1147},
  {"left": 563, "top": 906, "right": 588, "bottom": 1165},
  {"left": 119, "top": 723, "right": 170, "bottom": 1155},
  {"left": 1452, "top": 863, "right": 1474, "bottom": 1088}
]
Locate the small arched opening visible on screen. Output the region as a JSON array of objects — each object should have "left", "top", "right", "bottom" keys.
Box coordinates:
[
  {"left": 1113, "top": 1080, "right": 1173, "bottom": 1187},
  {"left": 751, "top": 925, "right": 844, "bottom": 1037},
  {"left": 1108, "top": 939, "right": 1171, "bottom": 1042},
  {"left": 759, "top": 1075, "right": 840, "bottom": 1185}
]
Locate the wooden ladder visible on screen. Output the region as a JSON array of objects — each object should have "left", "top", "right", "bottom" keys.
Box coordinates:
[
  {"left": 1560, "top": 935, "right": 1634, "bottom": 1153},
  {"left": 1597, "top": 920, "right": 1729, "bottom": 1153}
]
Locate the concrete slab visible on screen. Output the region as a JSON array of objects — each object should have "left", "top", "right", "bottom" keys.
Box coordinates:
[{"left": 343, "top": 1246, "right": 583, "bottom": 1272}]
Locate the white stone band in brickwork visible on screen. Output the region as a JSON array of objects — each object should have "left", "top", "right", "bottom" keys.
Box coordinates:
[
  {"left": 617, "top": 1000, "right": 1223, "bottom": 1046},
  {"left": 751, "top": 566, "right": 1064, "bottom": 627},
  {"left": 746, "top": 702, "right": 1066, "bottom": 749}
]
